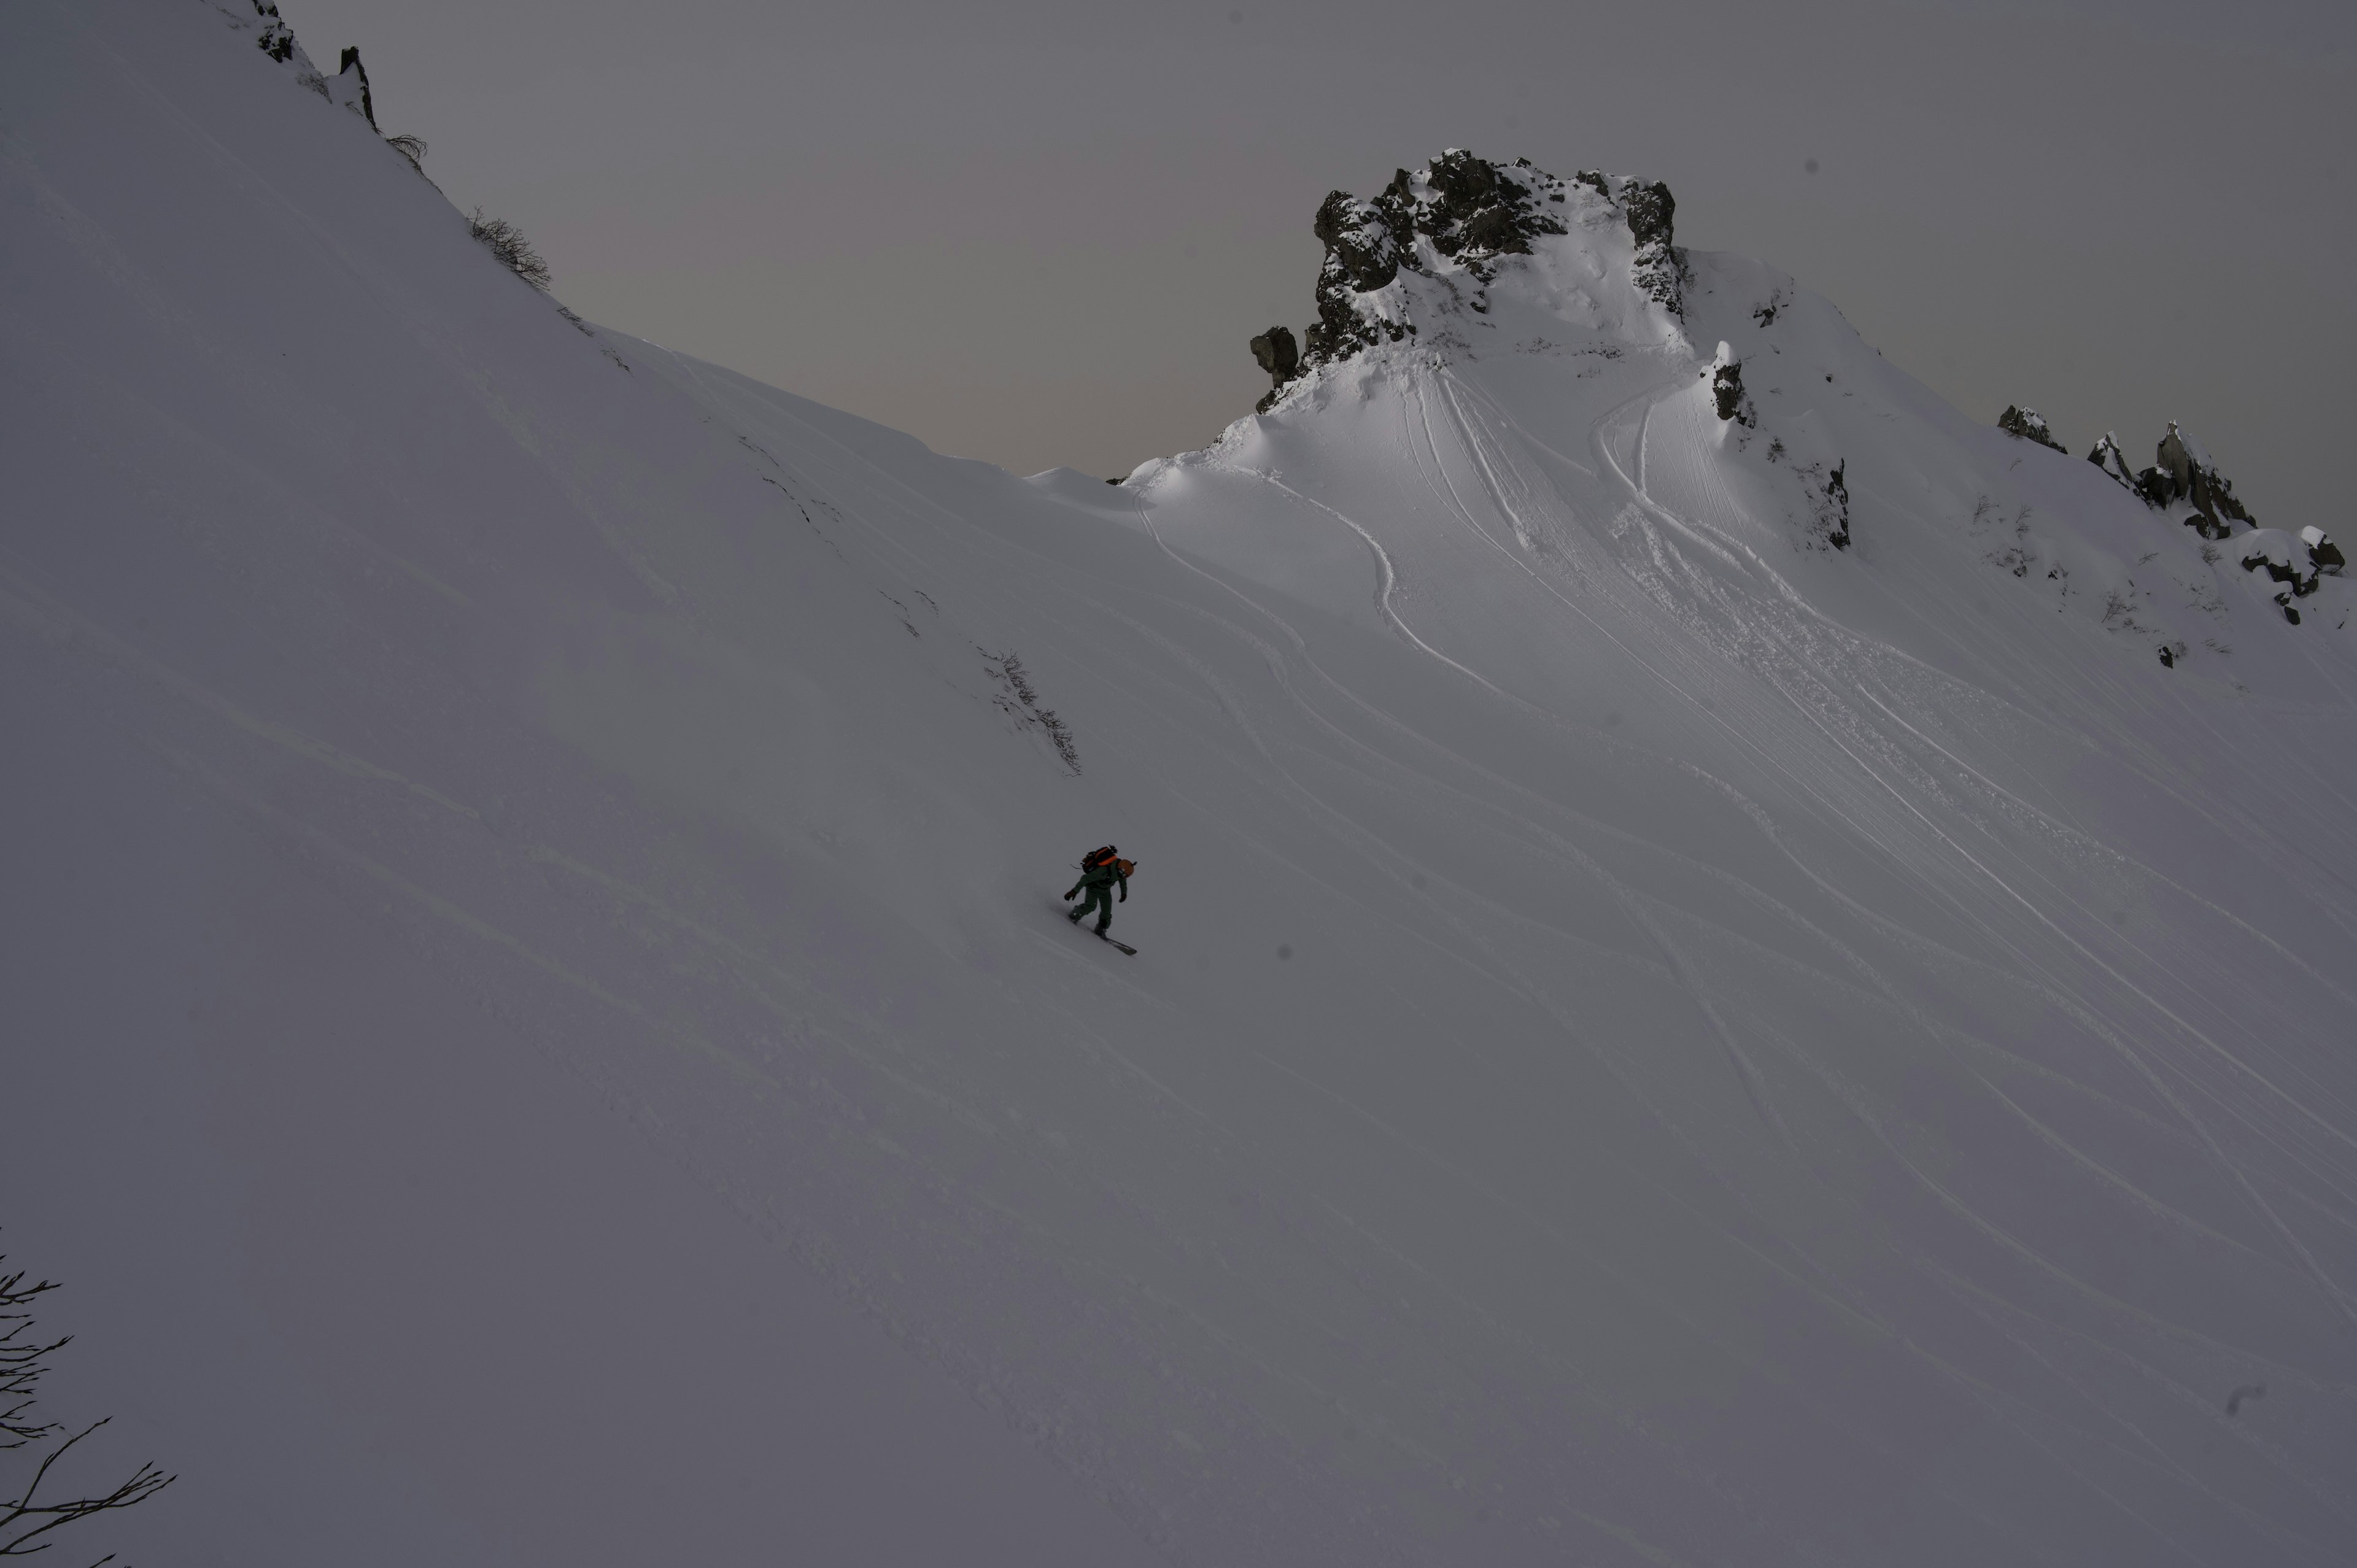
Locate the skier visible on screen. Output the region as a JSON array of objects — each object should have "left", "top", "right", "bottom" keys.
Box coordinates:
[{"left": 1064, "top": 844, "right": 1131, "bottom": 937}]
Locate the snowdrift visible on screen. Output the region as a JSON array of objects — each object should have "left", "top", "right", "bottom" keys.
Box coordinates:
[{"left": 4, "top": 6, "right": 2353, "bottom": 1564}]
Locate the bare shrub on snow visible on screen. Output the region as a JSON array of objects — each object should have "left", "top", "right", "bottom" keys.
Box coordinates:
[
  {"left": 467, "top": 208, "right": 551, "bottom": 292},
  {"left": 1, "top": 1250, "right": 173, "bottom": 1557}
]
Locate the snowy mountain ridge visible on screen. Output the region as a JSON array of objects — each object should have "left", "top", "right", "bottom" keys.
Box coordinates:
[
  {"left": 1211, "top": 147, "right": 2347, "bottom": 681},
  {"left": 5, "top": 5, "right": 2355, "bottom": 1566}
]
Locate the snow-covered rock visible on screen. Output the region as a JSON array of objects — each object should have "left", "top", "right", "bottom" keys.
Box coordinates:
[
  {"left": 2086, "top": 428, "right": 2137, "bottom": 488},
  {"left": 2301, "top": 524, "right": 2345, "bottom": 574},
  {"left": 330, "top": 44, "right": 375, "bottom": 129},
  {"left": 2240, "top": 527, "right": 2321, "bottom": 610},
  {"left": 1298, "top": 151, "right": 1686, "bottom": 373},
  {"left": 1996, "top": 403, "right": 2065, "bottom": 451}
]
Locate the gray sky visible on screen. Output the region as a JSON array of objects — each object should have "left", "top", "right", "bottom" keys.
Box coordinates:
[{"left": 285, "top": 0, "right": 2351, "bottom": 524}]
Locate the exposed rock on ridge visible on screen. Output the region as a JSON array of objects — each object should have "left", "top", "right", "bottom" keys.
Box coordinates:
[
  {"left": 335, "top": 45, "right": 376, "bottom": 130},
  {"left": 1997, "top": 405, "right": 2065, "bottom": 452},
  {"left": 2089, "top": 419, "right": 2255, "bottom": 540},
  {"left": 1708, "top": 341, "right": 1754, "bottom": 427},
  {"left": 1249, "top": 326, "right": 1301, "bottom": 413},
  {"left": 1268, "top": 151, "right": 1687, "bottom": 379},
  {"left": 1604, "top": 174, "right": 1686, "bottom": 314}
]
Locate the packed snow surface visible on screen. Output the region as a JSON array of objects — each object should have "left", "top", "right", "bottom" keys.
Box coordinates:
[{"left": 5, "top": 6, "right": 2355, "bottom": 1566}]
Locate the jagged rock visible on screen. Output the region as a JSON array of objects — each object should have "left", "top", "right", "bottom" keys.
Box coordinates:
[
  {"left": 1997, "top": 405, "right": 2066, "bottom": 453},
  {"left": 333, "top": 45, "right": 376, "bottom": 129},
  {"left": 2088, "top": 431, "right": 2137, "bottom": 490},
  {"left": 1298, "top": 152, "right": 1680, "bottom": 372},
  {"left": 2161, "top": 420, "right": 2254, "bottom": 535},
  {"left": 2157, "top": 422, "right": 2194, "bottom": 499},
  {"left": 1249, "top": 326, "right": 1301, "bottom": 412},
  {"left": 2115, "top": 420, "right": 2254, "bottom": 539},
  {"left": 1616, "top": 177, "right": 1684, "bottom": 313},
  {"left": 252, "top": 1, "right": 295, "bottom": 61},
  {"left": 1304, "top": 191, "right": 1411, "bottom": 363},
  {"left": 1708, "top": 341, "right": 1754, "bottom": 427},
  {"left": 1411, "top": 152, "right": 1572, "bottom": 274},
  {"left": 2301, "top": 526, "right": 2345, "bottom": 574}
]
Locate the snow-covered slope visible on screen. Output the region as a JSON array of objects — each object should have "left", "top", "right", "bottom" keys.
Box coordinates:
[{"left": 5, "top": 6, "right": 2355, "bottom": 1566}]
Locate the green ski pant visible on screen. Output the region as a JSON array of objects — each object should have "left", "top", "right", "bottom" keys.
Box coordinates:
[{"left": 1070, "top": 884, "right": 1116, "bottom": 931}]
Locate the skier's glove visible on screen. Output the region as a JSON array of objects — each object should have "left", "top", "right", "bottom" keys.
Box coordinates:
[
  {"left": 1118, "top": 889, "right": 1126, "bottom": 902},
  {"left": 1063, "top": 889, "right": 1077, "bottom": 900}
]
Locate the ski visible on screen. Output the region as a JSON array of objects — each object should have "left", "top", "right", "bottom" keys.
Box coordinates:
[{"left": 1059, "top": 906, "right": 1136, "bottom": 955}]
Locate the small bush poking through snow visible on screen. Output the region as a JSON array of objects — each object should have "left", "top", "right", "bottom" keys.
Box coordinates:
[
  {"left": 467, "top": 208, "right": 551, "bottom": 292},
  {"left": 384, "top": 133, "right": 427, "bottom": 172}
]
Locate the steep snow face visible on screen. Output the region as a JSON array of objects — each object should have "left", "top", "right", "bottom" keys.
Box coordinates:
[{"left": 7, "top": 16, "right": 2357, "bottom": 1568}]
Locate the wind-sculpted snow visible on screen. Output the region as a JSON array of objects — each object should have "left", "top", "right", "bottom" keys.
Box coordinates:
[{"left": 5, "top": 7, "right": 2356, "bottom": 1567}]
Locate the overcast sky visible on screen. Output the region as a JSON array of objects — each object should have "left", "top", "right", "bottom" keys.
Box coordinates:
[{"left": 281, "top": 0, "right": 2351, "bottom": 523}]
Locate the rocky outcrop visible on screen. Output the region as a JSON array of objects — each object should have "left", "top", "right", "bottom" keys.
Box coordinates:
[
  {"left": 1615, "top": 177, "right": 1685, "bottom": 314},
  {"left": 1997, "top": 405, "right": 2066, "bottom": 452},
  {"left": 2134, "top": 421, "right": 2254, "bottom": 538},
  {"left": 2301, "top": 526, "right": 2345, "bottom": 575},
  {"left": 333, "top": 45, "right": 376, "bottom": 129},
  {"left": 1305, "top": 191, "right": 1413, "bottom": 363},
  {"left": 2240, "top": 528, "right": 2320, "bottom": 597},
  {"left": 1415, "top": 151, "right": 1571, "bottom": 274},
  {"left": 2088, "top": 431, "right": 2137, "bottom": 489},
  {"left": 1708, "top": 341, "right": 1754, "bottom": 427},
  {"left": 2090, "top": 420, "right": 2259, "bottom": 541},
  {"left": 1249, "top": 326, "right": 1301, "bottom": 412},
  {"left": 1299, "top": 152, "right": 1682, "bottom": 371},
  {"left": 251, "top": 1, "right": 295, "bottom": 61}
]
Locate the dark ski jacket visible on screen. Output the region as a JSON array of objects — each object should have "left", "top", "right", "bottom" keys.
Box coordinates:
[{"left": 1066, "top": 860, "right": 1128, "bottom": 902}]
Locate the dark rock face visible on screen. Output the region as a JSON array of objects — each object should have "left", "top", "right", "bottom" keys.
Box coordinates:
[
  {"left": 1997, "top": 405, "right": 2066, "bottom": 453},
  {"left": 1299, "top": 152, "right": 1681, "bottom": 371},
  {"left": 1414, "top": 151, "right": 1568, "bottom": 272},
  {"left": 252, "top": 1, "right": 295, "bottom": 61},
  {"left": 1616, "top": 178, "right": 1684, "bottom": 313},
  {"left": 1305, "top": 193, "right": 1412, "bottom": 364},
  {"left": 2158, "top": 423, "right": 2195, "bottom": 498},
  {"left": 2129, "top": 420, "right": 2253, "bottom": 539},
  {"left": 338, "top": 45, "right": 375, "bottom": 129},
  {"left": 1250, "top": 326, "right": 1301, "bottom": 412},
  {"left": 2097, "top": 420, "right": 2263, "bottom": 543},
  {"left": 1706, "top": 342, "right": 1755, "bottom": 428},
  {"left": 2304, "top": 527, "right": 2346, "bottom": 575},
  {"left": 2088, "top": 431, "right": 2137, "bottom": 490},
  {"left": 1712, "top": 356, "right": 1750, "bottom": 424}
]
